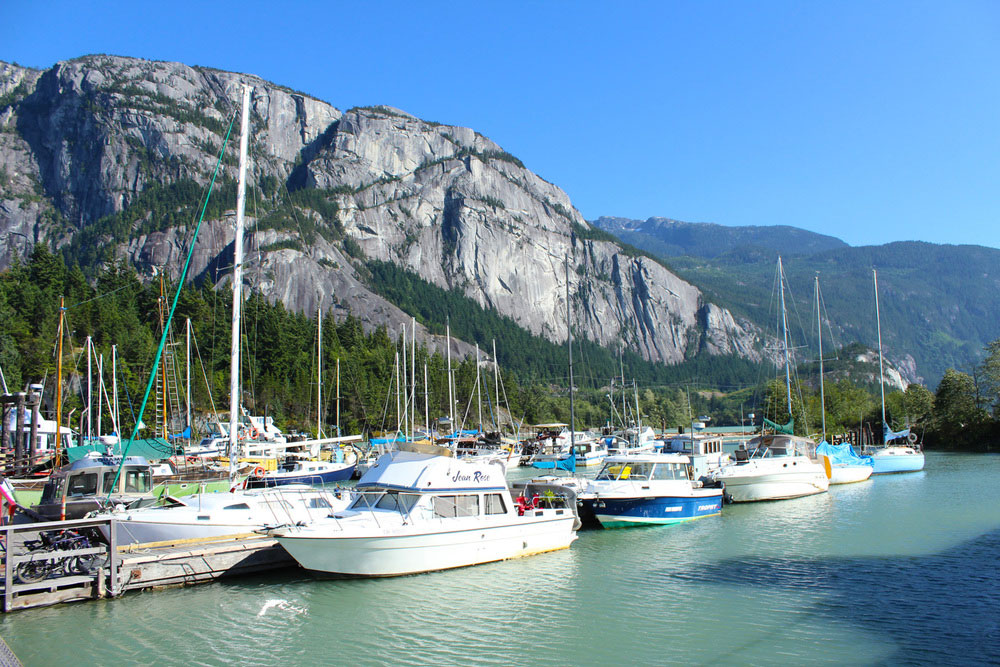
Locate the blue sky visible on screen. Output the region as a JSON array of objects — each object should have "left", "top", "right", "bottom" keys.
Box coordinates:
[{"left": 3, "top": 1, "right": 998, "bottom": 249}]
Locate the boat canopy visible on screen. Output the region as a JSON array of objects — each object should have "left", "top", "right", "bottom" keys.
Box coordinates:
[
  {"left": 358, "top": 450, "right": 506, "bottom": 492},
  {"left": 816, "top": 441, "right": 873, "bottom": 467}
]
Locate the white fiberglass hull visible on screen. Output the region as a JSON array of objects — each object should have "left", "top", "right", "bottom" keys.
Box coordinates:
[
  {"left": 106, "top": 516, "right": 264, "bottom": 545},
  {"left": 715, "top": 463, "right": 829, "bottom": 502},
  {"left": 275, "top": 514, "right": 577, "bottom": 577},
  {"left": 828, "top": 464, "right": 873, "bottom": 485}
]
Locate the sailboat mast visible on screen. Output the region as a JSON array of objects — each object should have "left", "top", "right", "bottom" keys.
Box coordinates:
[
  {"left": 566, "top": 258, "right": 575, "bottom": 451},
  {"left": 228, "top": 83, "right": 251, "bottom": 482},
  {"left": 446, "top": 318, "right": 454, "bottom": 428},
  {"left": 874, "top": 268, "right": 888, "bottom": 444},
  {"left": 778, "top": 257, "right": 793, "bottom": 416},
  {"left": 317, "top": 306, "right": 322, "bottom": 439},
  {"left": 55, "top": 297, "right": 64, "bottom": 466},
  {"left": 816, "top": 276, "right": 826, "bottom": 442},
  {"left": 185, "top": 319, "right": 191, "bottom": 438},
  {"left": 492, "top": 339, "right": 500, "bottom": 432}
]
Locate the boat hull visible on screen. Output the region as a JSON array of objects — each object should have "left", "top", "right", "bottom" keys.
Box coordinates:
[
  {"left": 275, "top": 515, "right": 578, "bottom": 577},
  {"left": 828, "top": 464, "right": 873, "bottom": 484},
  {"left": 717, "top": 469, "right": 829, "bottom": 502},
  {"left": 871, "top": 452, "right": 925, "bottom": 474},
  {"left": 582, "top": 493, "right": 722, "bottom": 527}
]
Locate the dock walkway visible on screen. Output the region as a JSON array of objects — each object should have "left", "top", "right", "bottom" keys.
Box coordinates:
[{"left": 1, "top": 517, "right": 294, "bottom": 613}]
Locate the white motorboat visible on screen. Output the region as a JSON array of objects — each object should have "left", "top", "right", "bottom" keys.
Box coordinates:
[
  {"left": 571, "top": 439, "right": 608, "bottom": 467},
  {"left": 655, "top": 433, "right": 731, "bottom": 479},
  {"left": 579, "top": 453, "right": 723, "bottom": 527},
  {"left": 271, "top": 446, "right": 580, "bottom": 577},
  {"left": 101, "top": 485, "right": 352, "bottom": 545},
  {"left": 710, "top": 435, "right": 830, "bottom": 502}
]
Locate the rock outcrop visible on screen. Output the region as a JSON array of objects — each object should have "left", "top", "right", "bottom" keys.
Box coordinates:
[{"left": 0, "top": 55, "right": 764, "bottom": 366}]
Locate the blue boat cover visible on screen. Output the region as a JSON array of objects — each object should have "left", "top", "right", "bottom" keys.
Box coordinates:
[
  {"left": 883, "top": 422, "right": 911, "bottom": 443},
  {"left": 532, "top": 450, "right": 576, "bottom": 472},
  {"left": 816, "top": 441, "right": 873, "bottom": 467}
]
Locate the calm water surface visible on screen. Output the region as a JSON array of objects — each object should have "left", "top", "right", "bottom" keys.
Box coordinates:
[{"left": 2, "top": 452, "right": 998, "bottom": 665}]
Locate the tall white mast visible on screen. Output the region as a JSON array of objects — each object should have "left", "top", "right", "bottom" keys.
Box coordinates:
[
  {"left": 874, "top": 268, "right": 888, "bottom": 444},
  {"left": 112, "top": 344, "right": 119, "bottom": 438},
  {"left": 566, "top": 258, "right": 575, "bottom": 451},
  {"left": 317, "top": 306, "right": 322, "bottom": 439},
  {"left": 228, "top": 83, "right": 251, "bottom": 483},
  {"left": 475, "top": 343, "right": 482, "bottom": 432},
  {"left": 446, "top": 318, "right": 454, "bottom": 429},
  {"left": 423, "top": 362, "right": 429, "bottom": 436},
  {"left": 411, "top": 317, "right": 416, "bottom": 438},
  {"left": 816, "top": 275, "right": 827, "bottom": 442},
  {"left": 86, "top": 336, "right": 92, "bottom": 442},
  {"left": 336, "top": 357, "right": 340, "bottom": 437},
  {"left": 492, "top": 339, "right": 500, "bottom": 432},
  {"left": 778, "top": 257, "right": 793, "bottom": 417},
  {"left": 185, "top": 318, "right": 191, "bottom": 438}
]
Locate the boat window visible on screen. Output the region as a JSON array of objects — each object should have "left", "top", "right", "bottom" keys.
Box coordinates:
[
  {"left": 651, "top": 463, "right": 683, "bottom": 480},
  {"left": 124, "top": 469, "right": 151, "bottom": 493},
  {"left": 433, "top": 494, "right": 480, "bottom": 518},
  {"left": 350, "top": 491, "right": 383, "bottom": 510},
  {"left": 224, "top": 503, "right": 251, "bottom": 510},
  {"left": 307, "top": 498, "right": 332, "bottom": 509},
  {"left": 485, "top": 493, "right": 507, "bottom": 515},
  {"left": 102, "top": 472, "right": 117, "bottom": 494},
  {"left": 67, "top": 472, "right": 98, "bottom": 497}
]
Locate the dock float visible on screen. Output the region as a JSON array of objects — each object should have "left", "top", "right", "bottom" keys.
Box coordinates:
[{"left": 1, "top": 518, "right": 295, "bottom": 613}]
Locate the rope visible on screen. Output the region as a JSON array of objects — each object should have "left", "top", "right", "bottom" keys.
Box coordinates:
[{"left": 107, "top": 108, "right": 239, "bottom": 498}]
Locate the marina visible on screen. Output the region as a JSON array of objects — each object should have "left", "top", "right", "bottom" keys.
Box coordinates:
[{"left": 0, "top": 451, "right": 996, "bottom": 664}]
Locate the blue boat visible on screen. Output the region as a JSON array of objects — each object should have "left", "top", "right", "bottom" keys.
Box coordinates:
[
  {"left": 245, "top": 459, "right": 355, "bottom": 488},
  {"left": 579, "top": 453, "right": 723, "bottom": 528}
]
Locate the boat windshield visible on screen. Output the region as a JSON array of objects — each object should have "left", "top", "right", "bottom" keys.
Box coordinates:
[
  {"left": 595, "top": 462, "right": 654, "bottom": 481},
  {"left": 350, "top": 490, "right": 419, "bottom": 514},
  {"left": 650, "top": 462, "right": 688, "bottom": 481}
]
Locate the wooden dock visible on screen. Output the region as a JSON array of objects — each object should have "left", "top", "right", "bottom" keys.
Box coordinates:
[{"left": 1, "top": 517, "right": 295, "bottom": 612}]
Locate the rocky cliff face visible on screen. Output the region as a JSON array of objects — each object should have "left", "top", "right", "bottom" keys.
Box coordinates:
[{"left": 0, "top": 55, "right": 764, "bottom": 366}]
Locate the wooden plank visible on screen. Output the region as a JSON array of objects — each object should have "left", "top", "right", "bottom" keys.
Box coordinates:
[{"left": 9, "top": 582, "right": 95, "bottom": 610}]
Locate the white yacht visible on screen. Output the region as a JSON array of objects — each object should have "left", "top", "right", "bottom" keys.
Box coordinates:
[
  {"left": 101, "top": 485, "right": 352, "bottom": 545},
  {"left": 271, "top": 446, "right": 580, "bottom": 577},
  {"left": 709, "top": 434, "right": 830, "bottom": 502}
]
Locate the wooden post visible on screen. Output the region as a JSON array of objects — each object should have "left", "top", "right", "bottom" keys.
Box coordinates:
[
  {"left": 3, "top": 526, "right": 12, "bottom": 612},
  {"left": 13, "top": 393, "right": 25, "bottom": 478},
  {"left": 108, "top": 518, "right": 119, "bottom": 597},
  {"left": 28, "top": 389, "right": 40, "bottom": 473}
]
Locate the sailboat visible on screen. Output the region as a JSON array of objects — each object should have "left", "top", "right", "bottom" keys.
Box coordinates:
[
  {"left": 866, "top": 269, "right": 925, "bottom": 474},
  {"left": 813, "top": 275, "right": 874, "bottom": 484},
  {"left": 98, "top": 85, "right": 351, "bottom": 545},
  {"left": 709, "top": 258, "right": 830, "bottom": 502}
]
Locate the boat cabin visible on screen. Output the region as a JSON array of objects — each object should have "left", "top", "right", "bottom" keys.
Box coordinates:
[
  {"left": 594, "top": 454, "right": 692, "bottom": 482},
  {"left": 34, "top": 455, "right": 156, "bottom": 520}
]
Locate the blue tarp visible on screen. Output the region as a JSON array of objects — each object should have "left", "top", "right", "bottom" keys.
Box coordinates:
[
  {"left": 883, "top": 422, "right": 911, "bottom": 443},
  {"left": 531, "top": 450, "right": 576, "bottom": 472},
  {"left": 816, "top": 441, "right": 873, "bottom": 467}
]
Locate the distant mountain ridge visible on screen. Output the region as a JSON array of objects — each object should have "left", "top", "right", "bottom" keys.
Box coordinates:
[
  {"left": 591, "top": 217, "right": 1000, "bottom": 385},
  {"left": 0, "top": 55, "right": 763, "bottom": 378},
  {"left": 593, "top": 216, "right": 849, "bottom": 259}
]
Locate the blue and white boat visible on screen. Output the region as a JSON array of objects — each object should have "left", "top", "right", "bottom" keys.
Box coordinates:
[
  {"left": 816, "top": 441, "right": 874, "bottom": 484},
  {"left": 868, "top": 442, "right": 925, "bottom": 474},
  {"left": 579, "top": 453, "right": 723, "bottom": 528},
  {"left": 571, "top": 439, "right": 608, "bottom": 467},
  {"left": 246, "top": 458, "right": 355, "bottom": 488}
]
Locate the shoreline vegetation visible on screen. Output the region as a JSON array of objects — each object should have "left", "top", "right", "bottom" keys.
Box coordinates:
[{"left": 1, "top": 244, "right": 997, "bottom": 453}]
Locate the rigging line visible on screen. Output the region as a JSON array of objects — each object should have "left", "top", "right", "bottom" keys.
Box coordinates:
[
  {"left": 108, "top": 105, "right": 239, "bottom": 497},
  {"left": 67, "top": 284, "right": 129, "bottom": 309},
  {"left": 190, "top": 322, "right": 221, "bottom": 424}
]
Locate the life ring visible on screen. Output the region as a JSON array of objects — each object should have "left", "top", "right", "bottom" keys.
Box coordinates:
[
  {"left": 251, "top": 466, "right": 266, "bottom": 477},
  {"left": 907, "top": 432, "right": 918, "bottom": 444},
  {"left": 248, "top": 426, "right": 260, "bottom": 440}
]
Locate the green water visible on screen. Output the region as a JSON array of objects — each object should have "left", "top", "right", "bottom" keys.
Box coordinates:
[{"left": 3, "top": 452, "right": 998, "bottom": 665}]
